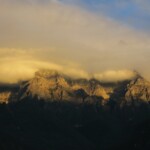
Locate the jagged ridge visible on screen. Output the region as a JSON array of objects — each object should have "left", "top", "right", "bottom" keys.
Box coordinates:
[
  {"left": 20, "top": 70, "right": 109, "bottom": 103},
  {"left": 1, "top": 70, "right": 150, "bottom": 105}
]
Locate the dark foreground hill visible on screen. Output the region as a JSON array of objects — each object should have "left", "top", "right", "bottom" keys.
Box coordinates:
[
  {"left": 0, "top": 99, "right": 150, "bottom": 150},
  {"left": 0, "top": 100, "right": 95, "bottom": 150}
]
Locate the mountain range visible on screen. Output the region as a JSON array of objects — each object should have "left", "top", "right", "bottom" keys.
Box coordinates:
[{"left": 0, "top": 70, "right": 150, "bottom": 106}]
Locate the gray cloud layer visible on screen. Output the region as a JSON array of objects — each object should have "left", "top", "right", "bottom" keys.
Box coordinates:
[{"left": 0, "top": 0, "right": 150, "bottom": 83}]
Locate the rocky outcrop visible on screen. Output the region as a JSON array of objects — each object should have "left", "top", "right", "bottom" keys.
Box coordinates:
[
  {"left": 20, "top": 70, "right": 72, "bottom": 101},
  {"left": 72, "top": 79, "right": 109, "bottom": 100},
  {"left": 1, "top": 70, "right": 149, "bottom": 106},
  {"left": 0, "top": 92, "right": 11, "bottom": 103},
  {"left": 20, "top": 70, "right": 109, "bottom": 102},
  {"left": 125, "top": 76, "right": 150, "bottom": 103}
]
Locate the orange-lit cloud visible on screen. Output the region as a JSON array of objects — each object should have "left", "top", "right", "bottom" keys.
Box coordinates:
[
  {"left": 94, "top": 70, "right": 137, "bottom": 82},
  {"left": 0, "top": 1, "right": 150, "bottom": 83}
]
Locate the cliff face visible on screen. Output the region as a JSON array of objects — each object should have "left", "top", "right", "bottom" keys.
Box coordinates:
[
  {"left": 0, "top": 92, "right": 11, "bottom": 103},
  {"left": 0, "top": 84, "right": 19, "bottom": 103},
  {"left": 20, "top": 70, "right": 71, "bottom": 101},
  {"left": 20, "top": 70, "right": 109, "bottom": 102},
  {"left": 1, "top": 70, "right": 150, "bottom": 105},
  {"left": 19, "top": 70, "right": 150, "bottom": 104},
  {"left": 72, "top": 79, "right": 109, "bottom": 98},
  {"left": 125, "top": 76, "right": 150, "bottom": 103}
]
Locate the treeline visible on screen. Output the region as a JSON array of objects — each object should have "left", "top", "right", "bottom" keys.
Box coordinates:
[{"left": 0, "top": 98, "right": 150, "bottom": 150}]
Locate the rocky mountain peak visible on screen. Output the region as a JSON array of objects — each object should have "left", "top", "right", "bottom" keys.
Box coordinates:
[
  {"left": 125, "top": 75, "right": 150, "bottom": 102},
  {"left": 1, "top": 69, "right": 149, "bottom": 106},
  {"left": 19, "top": 70, "right": 110, "bottom": 101},
  {"left": 20, "top": 70, "right": 71, "bottom": 100},
  {"left": 130, "top": 76, "right": 148, "bottom": 86}
]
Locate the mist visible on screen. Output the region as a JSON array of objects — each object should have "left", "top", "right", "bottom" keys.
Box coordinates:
[{"left": 0, "top": 0, "right": 150, "bottom": 83}]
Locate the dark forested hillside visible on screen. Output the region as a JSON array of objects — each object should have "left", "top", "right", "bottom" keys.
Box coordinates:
[{"left": 0, "top": 98, "right": 150, "bottom": 150}]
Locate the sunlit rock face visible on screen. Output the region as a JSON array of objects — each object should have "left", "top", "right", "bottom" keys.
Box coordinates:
[
  {"left": 72, "top": 79, "right": 109, "bottom": 100},
  {"left": 3, "top": 69, "right": 149, "bottom": 106},
  {"left": 125, "top": 76, "right": 150, "bottom": 103},
  {"left": 20, "top": 70, "right": 72, "bottom": 101},
  {"left": 20, "top": 70, "right": 109, "bottom": 102},
  {"left": 0, "top": 84, "right": 19, "bottom": 103},
  {"left": 0, "top": 92, "right": 11, "bottom": 103}
]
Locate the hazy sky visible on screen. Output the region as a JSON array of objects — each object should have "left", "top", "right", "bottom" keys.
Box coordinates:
[{"left": 0, "top": 0, "right": 150, "bottom": 83}]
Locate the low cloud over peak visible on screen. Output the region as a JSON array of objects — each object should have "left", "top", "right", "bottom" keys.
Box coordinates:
[
  {"left": 93, "top": 70, "right": 137, "bottom": 82},
  {"left": 0, "top": 1, "right": 150, "bottom": 83},
  {"left": 0, "top": 48, "right": 139, "bottom": 83}
]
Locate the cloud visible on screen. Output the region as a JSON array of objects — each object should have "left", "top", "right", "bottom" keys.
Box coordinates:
[
  {"left": 0, "top": 48, "right": 141, "bottom": 83},
  {"left": 0, "top": 48, "right": 89, "bottom": 83},
  {"left": 0, "top": 0, "right": 150, "bottom": 83},
  {"left": 94, "top": 70, "right": 137, "bottom": 82}
]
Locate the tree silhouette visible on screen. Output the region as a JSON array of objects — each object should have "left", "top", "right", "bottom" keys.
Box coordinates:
[{"left": 74, "top": 89, "right": 88, "bottom": 103}]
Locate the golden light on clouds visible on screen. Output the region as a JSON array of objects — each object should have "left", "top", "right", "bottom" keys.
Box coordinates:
[
  {"left": 0, "top": 0, "right": 150, "bottom": 83},
  {"left": 94, "top": 70, "right": 137, "bottom": 82}
]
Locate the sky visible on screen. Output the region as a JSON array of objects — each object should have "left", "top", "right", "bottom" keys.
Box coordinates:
[{"left": 0, "top": 0, "right": 150, "bottom": 83}]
